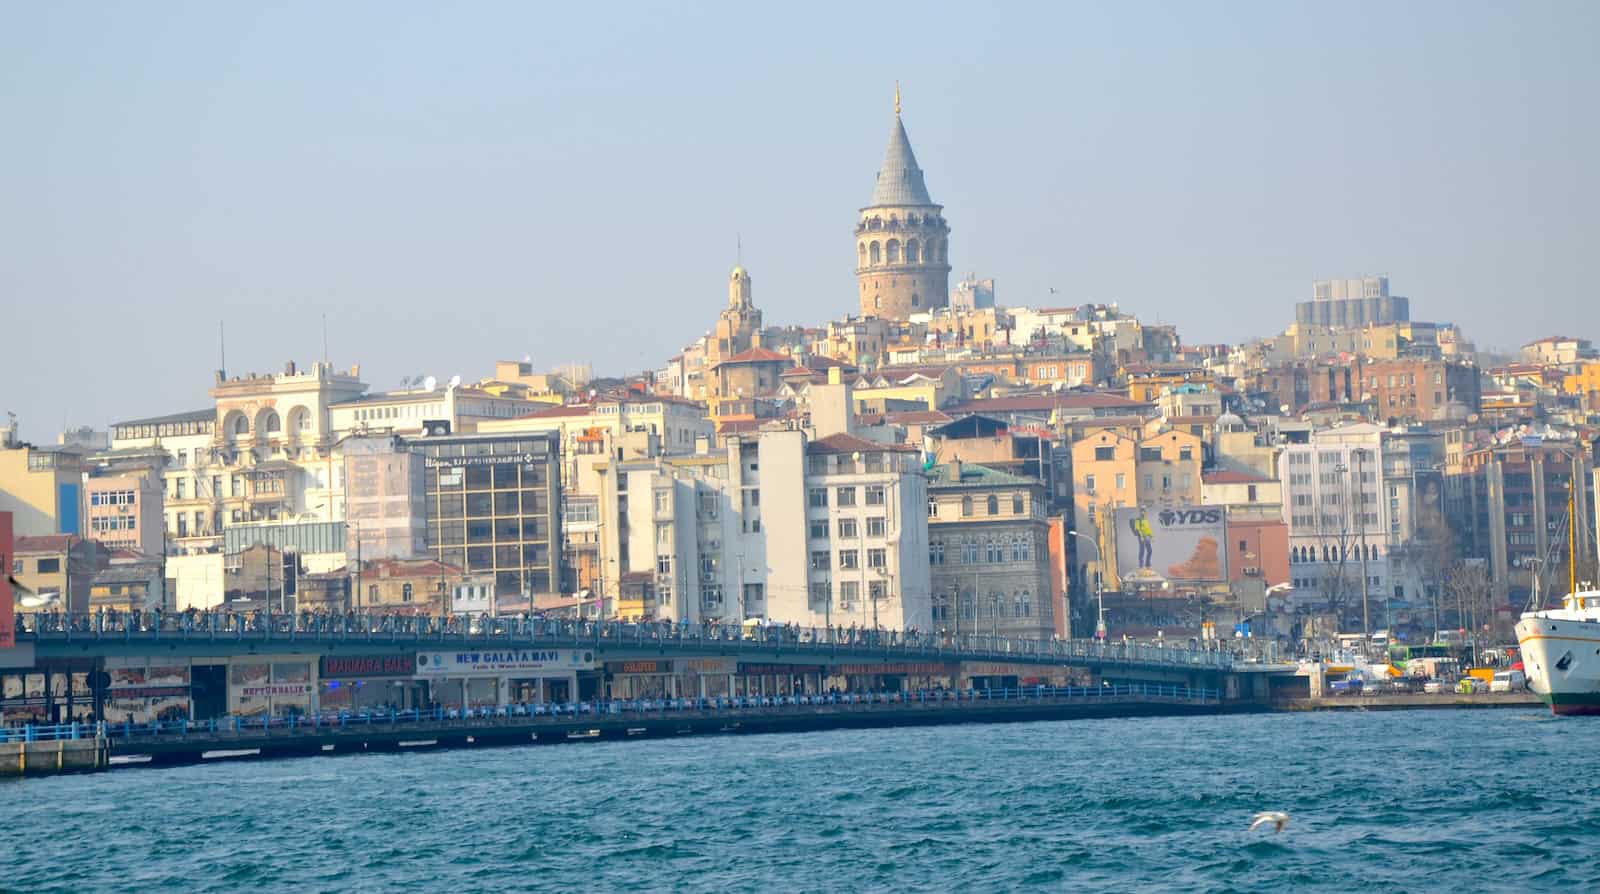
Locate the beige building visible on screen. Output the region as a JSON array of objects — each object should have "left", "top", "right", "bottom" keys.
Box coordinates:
[
  {"left": 84, "top": 470, "right": 164, "bottom": 557},
  {"left": 0, "top": 437, "right": 86, "bottom": 538},
  {"left": 855, "top": 91, "right": 951, "bottom": 320}
]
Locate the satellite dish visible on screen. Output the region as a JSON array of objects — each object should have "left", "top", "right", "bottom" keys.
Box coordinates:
[
  {"left": 423, "top": 375, "right": 437, "bottom": 391},
  {"left": 448, "top": 375, "right": 461, "bottom": 389}
]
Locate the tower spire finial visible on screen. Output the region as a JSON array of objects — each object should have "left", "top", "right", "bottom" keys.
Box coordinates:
[{"left": 894, "top": 80, "right": 901, "bottom": 116}]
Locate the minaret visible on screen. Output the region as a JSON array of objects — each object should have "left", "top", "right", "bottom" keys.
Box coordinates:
[{"left": 855, "top": 84, "right": 951, "bottom": 320}]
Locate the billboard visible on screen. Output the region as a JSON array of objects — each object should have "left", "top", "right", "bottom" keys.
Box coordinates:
[{"left": 1114, "top": 505, "right": 1228, "bottom": 584}]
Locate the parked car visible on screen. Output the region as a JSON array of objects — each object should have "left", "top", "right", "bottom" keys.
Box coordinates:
[
  {"left": 1490, "top": 670, "right": 1526, "bottom": 693},
  {"left": 1423, "top": 680, "right": 1447, "bottom": 694},
  {"left": 1329, "top": 677, "right": 1364, "bottom": 695}
]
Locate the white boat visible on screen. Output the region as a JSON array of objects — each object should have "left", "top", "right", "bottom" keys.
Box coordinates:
[{"left": 1516, "top": 587, "right": 1600, "bottom": 716}]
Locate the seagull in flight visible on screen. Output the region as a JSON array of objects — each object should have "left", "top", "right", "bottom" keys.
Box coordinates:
[{"left": 1249, "top": 811, "right": 1290, "bottom": 833}]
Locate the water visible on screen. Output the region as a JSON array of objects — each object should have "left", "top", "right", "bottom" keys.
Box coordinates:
[{"left": 3, "top": 709, "right": 1594, "bottom": 892}]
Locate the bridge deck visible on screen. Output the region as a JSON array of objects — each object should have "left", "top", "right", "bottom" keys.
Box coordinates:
[{"left": 17, "top": 613, "right": 1235, "bottom": 672}]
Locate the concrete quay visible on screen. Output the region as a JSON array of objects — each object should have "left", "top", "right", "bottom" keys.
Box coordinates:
[
  {"left": 1278, "top": 691, "right": 1543, "bottom": 711},
  {"left": 0, "top": 732, "right": 108, "bottom": 778}
]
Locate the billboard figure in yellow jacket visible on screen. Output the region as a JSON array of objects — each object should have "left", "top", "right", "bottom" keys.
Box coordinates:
[{"left": 1129, "top": 509, "right": 1154, "bottom": 570}]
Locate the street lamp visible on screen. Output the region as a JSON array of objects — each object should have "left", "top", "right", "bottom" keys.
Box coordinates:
[{"left": 1067, "top": 529, "right": 1105, "bottom": 640}]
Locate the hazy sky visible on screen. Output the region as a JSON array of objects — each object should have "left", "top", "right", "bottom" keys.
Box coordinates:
[{"left": 2, "top": 2, "right": 1595, "bottom": 440}]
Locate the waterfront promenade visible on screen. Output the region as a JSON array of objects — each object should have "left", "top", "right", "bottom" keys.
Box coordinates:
[{"left": 2, "top": 683, "right": 1221, "bottom": 775}]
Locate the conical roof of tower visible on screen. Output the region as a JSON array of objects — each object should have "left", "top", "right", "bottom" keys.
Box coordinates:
[{"left": 868, "top": 115, "right": 933, "bottom": 207}]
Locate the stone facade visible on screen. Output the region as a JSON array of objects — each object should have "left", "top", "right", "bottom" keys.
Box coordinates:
[
  {"left": 856, "top": 98, "right": 950, "bottom": 321},
  {"left": 926, "top": 462, "right": 1053, "bottom": 640}
]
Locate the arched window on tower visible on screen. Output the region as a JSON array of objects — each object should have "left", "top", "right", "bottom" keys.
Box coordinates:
[
  {"left": 858, "top": 242, "right": 867, "bottom": 266},
  {"left": 906, "top": 239, "right": 919, "bottom": 263},
  {"left": 938, "top": 238, "right": 948, "bottom": 263},
  {"left": 886, "top": 239, "right": 900, "bottom": 264},
  {"left": 911, "top": 294, "right": 919, "bottom": 307},
  {"left": 869, "top": 242, "right": 881, "bottom": 266}
]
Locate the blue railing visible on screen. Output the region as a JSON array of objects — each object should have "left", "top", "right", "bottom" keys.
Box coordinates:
[
  {"left": 13, "top": 611, "right": 1236, "bottom": 671},
  {"left": 5, "top": 684, "right": 1217, "bottom": 744},
  {"left": 0, "top": 722, "right": 104, "bottom": 744}
]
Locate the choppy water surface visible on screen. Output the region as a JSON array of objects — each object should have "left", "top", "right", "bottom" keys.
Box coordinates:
[{"left": 3, "top": 709, "right": 1593, "bottom": 892}]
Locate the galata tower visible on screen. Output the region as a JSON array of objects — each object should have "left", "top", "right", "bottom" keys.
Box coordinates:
[{"left": 856, "top": 85, "right": 950, "bottom": 320}]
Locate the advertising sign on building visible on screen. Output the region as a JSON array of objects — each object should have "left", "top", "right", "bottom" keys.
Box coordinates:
[
  {"left": 1114, "top": 505, "right": 1228, "bottom": 583},
  {"left": 320, "top": 654, "right": 417, "bottom": 678},
  {"left": 414, "top": 649, "right": 595, "bottom": 675}
]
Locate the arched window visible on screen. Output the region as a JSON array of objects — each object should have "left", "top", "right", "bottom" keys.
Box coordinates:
[
  {"left": 986, "top": 495, "right": 999, "bottom": 516},
  {"left": 911, "top": 293, "right": 919, "bottom": 307},
  {"left": 231, "top": 414, "right": 249, "bottom": 438},
  {"left": 262, "top": 411, "right": 281, "bottom": 434},
  {"left": 858, "top": 242, "right": 867, "bottom": 266},
  {"left": 869, "top": 242, "right": 881, "bottom": 266},
  {"left": 1021, "top": 590, "right": 1032, "bottom": 617},
  {"left": 1012, "top": 494, "right": 1024, "bottom": 514},
  {"left": 906, "top": 239, "right": 919, "bottom": 263},
  {"left": 290, "top": 407, "right": 312, "bottom": 433},
  {"left": 938, "top": 239, "right": 948, "bottom": 262},
  {"left": 961, "top": 495, "right": 973, "bottom": 517},
  {"left": 886, "top": 239, "right": 900, "bottom": 264},
  {"left": 402, "top": 583, "right": 413, "bottom": 603}
]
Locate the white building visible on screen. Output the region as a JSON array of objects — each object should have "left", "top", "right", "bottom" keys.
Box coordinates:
[
  {"left": 606, "top": 430, "right": 932, "bottom": 631},
  {"left": 1280, "top": 423, "right": 1392, "bottom": 624}
]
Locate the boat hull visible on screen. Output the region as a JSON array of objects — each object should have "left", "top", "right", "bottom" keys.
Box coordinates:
[{"left": 1516, "top": 614, "right": 1600, "bottom": 716}]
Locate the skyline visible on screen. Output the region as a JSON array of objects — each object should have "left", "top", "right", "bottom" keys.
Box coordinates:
[{"left": 3, "top": 2, "right": 1597, "bottom": 439}]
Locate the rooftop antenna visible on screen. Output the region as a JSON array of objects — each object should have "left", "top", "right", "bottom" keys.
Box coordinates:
[
  {"left": 736, "top": 233, "right": 742, "bottom": 266},
  {"left": 219, "top": 320, "right": 227, "bottom": 378}
]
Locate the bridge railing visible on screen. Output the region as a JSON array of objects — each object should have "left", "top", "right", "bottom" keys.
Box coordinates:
[
  {"left": 13, "top": 611, "right": 1235, "bottom": 670},
  {"left": 23, "top": 683, "right": 1218, "bottom": 743}
]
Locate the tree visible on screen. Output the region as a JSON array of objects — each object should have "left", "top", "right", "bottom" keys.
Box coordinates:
[{"left": 1444, "top": 559, "right": 1495, "bottom": 657}]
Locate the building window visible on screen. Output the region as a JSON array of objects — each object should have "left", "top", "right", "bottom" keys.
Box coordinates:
[
  {"left": 1012, "top": 494, "right": 1024, "bottom": 515},
  {"left": 839, "top": 581, "right": 858, "bottom": 608},
  {"left": 36, "top": 558, "right": 61, "bottom": 574},
  {"left": 835, "top": 487, "right": 857, "bottom": 507},
  {"left": 868, "top": 548, "right": 886, "bottom": 569},
  {"left": 865, "top": 485, "right": 886, "bottom": 505},
  {"left": 1115, "top": 473, "right": 1126, "bottom": 491},
  {"left": 839, "top": 549, "right": 859, "bottom": 570},
  {"left": 808, "top": 488, "right": 828, "bottom": 508},
  {"left": 838, "top": 518, "right": 858, "bottom": 539},
  {"left": 961, "top": 496, "right": 973, "bottom": 517},
  {"left": 866, "top": 516, "right": 886, "bottom": 537},
  {"left": 929, "top": 540, "right": 944, "bottom": 565},
  {"left": 986, "top": 495, "right": 999, "bottom": 515},
  {"left": 1247, "top": 485, "right": 1258, "bottom": 502},
  {"left": 402, "top": 583, "right": 413, "bottom": 603},
  {"left": 657, "top": 555, "right": 672, "bottom": 575},
  {"left": 809, "top": 519, "right": 829, "bottom": 539},
  {"left": 811, "top": 550, "right": 831, "bottom": 571},
  {"left": 1084, "top": 474, "right": 1096, "bottom": 495}
]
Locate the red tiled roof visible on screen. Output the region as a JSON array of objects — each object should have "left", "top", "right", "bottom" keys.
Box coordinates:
[
  {"left": 884, "top": 410, "right": 953, "bottom": 425},
  {"left": 806, "top": 433, "right": 917, "bottom": 455},
  {"left": 946, "top": 392, "right": 1148, "bottom": 414},
  {"left": 15, "top": 534, "right": 82, "bottom": 554},
  {"left": 719, "top": 347, "right": 789, "bottom": 364}
]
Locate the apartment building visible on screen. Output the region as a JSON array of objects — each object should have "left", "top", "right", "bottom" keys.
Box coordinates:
[
  {"left": 604, "top": 430, "right": 931, "bottom": 631},
  {"left": 926, "top": 461, "right": 1055, "bottom": 639}
]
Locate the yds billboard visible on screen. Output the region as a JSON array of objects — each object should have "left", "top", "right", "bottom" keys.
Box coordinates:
[{"left": 1114, "top": 506, "right": 1228, "bottom": 583}]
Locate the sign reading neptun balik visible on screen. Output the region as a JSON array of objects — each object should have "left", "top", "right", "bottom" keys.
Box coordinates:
[{"left": 414, "top": 650, "right": 595, "bottom": 674}]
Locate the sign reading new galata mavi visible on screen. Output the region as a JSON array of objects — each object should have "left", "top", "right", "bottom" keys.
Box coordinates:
[{"left": 414, "top": 649, "right": 596, "bottom": 674}]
